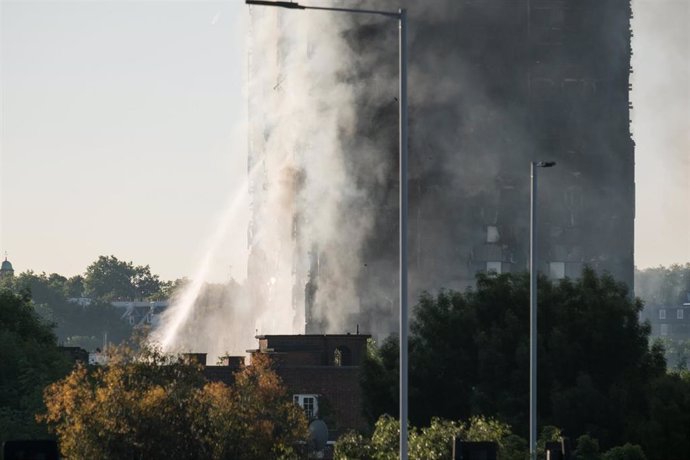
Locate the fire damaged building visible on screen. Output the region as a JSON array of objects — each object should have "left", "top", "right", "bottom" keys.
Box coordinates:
[{"left": 247, "top": 1, "right": 635, "bottom": 338}]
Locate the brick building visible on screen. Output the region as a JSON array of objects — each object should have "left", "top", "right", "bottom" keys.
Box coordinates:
[{"left": 203, "top": 334, "right": 370, "bottom": 440}]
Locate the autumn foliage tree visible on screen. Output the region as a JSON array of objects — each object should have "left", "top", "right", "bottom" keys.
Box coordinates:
[{"left": 40, "top": 348, "right": 307, "bottom": 460}]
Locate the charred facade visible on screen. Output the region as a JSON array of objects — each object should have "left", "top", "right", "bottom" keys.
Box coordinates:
[
  {"left": 347, "top": 0, "right": 634, "bottom": 337},
  {"left": 248, "top": 0, "right": 635, "bottom": 338}
]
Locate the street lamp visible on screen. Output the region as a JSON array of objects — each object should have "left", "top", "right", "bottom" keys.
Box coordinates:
[
  {"left": 530, "top": 160, "right": 555, "bottom": 460},
  {"left": 245, "top": 2, "right": 410, "bottom": 459}
]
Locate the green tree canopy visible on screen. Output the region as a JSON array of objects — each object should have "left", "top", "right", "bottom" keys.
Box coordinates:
[
  {"left": 659, "top": 338, "right": 690, "bottom": 371},
  {"left": 334, "top": 414, "right": 526, "bottom": 460},
  {"left": 84, "top": 255, "right": 163, "bottom": 301},
  {"left": 4, "top": 269, "right": 133, "bottom": 350},
  {"left": 0, "top": 289, "right": 71, "bottom": 444},
  {"left": 635, "top": 263, "right": 690, "bottom": 306},
  {"left": 64, "top": 275, "right": 85, "bottom": 298},
  {"left": 40, "top": 348, "right": 308, "bottom": 460},
  {"left": 335, "top": 415, "right": 651, "bottom": 460},
  {"left": 361, "top": 269, "right": 688, "bottom": 457},
  {"left": 601, "top": 443, "right": 647, "bottom": 460},
  {"left": 12, "top": 271, "right": 66, "bottom": 306}
]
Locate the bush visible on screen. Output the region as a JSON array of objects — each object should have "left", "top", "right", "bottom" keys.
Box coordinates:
[{"left": 602, "top": 444, "right": 646, "bottom": 460}]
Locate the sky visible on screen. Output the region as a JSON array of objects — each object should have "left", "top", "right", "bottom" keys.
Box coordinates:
[
  {"left": 1, "top": 0, "right": 688, "bottom": 282},
  {"left": 631, "top": 0, "right": 690, "bottom": 270},
  {"left": 1, "top": 0, "right": 250, "bottom": 282}
]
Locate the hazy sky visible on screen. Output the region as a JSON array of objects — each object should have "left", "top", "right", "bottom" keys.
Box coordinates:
[
  {"left": 1, "top": 0, "right": 250, "bottom": 282},
  {"left": 631, "top": 0, "right": 690, "bottom": 269},
  {"left": 1, "top": 0, "right": 688, "bottom": 282}
]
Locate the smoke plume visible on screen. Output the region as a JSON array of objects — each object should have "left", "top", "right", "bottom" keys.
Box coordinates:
[
  {"left": 152, "top": 2, "right": 375, "bottom": 358},
  {"left": 154, "top": 0, "right": 641, "bottom": 356}
]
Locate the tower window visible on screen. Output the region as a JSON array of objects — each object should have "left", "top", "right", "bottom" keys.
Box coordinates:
[
  {"left": 549, "top": 262, "right": 566, "bottom": 280},
  {"left": 486, "top": 226, "right": 500, "bottom": 243},
  {"left": 486, "top": 261, "right": 502, "bottom": 274}
]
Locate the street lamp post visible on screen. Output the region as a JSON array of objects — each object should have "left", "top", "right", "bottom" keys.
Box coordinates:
[
  {"left": 245, "top": 2, "right": 409, "bottom": 458},
  {"left": 530, "top": 160, "right": 555, "bottom": 460}
]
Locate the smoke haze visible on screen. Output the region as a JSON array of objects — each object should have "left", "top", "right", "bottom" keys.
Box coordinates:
[
  {"left": 153, "top": 2, "right": 374, "bottom": 358},
  {"left": 153, "top": 0, "right": 687, "bottom": 357},
  {"left": 631, "top": 0, "right": 690, "bottom": 268}
]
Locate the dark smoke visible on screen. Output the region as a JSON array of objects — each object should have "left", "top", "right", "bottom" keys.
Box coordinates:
[
  {"left": 246, "top": 0, "right": 634, "bottom": 340},
  {"left": 321, "top": 0, "right": 635, "bottom": 337}
]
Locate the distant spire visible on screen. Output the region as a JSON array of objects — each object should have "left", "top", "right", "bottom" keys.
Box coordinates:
[{"left": 0, "top": 252, "right": 13, "bottom": 277}]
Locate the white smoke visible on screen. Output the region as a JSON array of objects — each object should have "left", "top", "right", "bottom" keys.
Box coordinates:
[
  {"left": 151, "top": 4, "right": 376, "bottom": 359},
  {"left": 150, "top": 160, "right": 256, "bottom": 357},
  {"left": 631, "top": 0, "right": 690, "bottom": 268},
  {"left": 246, "top": 5, "right": 375, "bottom": 334}
]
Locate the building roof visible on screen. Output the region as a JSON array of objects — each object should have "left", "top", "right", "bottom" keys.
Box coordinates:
[{"left": 1, "top": 257, "right": 13, "bottom": 272}]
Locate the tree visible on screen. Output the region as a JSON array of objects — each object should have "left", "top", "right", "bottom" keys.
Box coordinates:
[
  {"left": 574, "top": 434, "right": 601, "bottom": 460},
  {"left": 131, "top": 264, "right": 163, "bottom": 299},
  {"left": 361, "top": 269, "right": 683, "bottom": 456},
  {"left": 220, "top": 353, "right": 309, "bottom": 459},
  {"left": 360, "top": 337, "right": 399, "bottom": 423},
  {"left": 83, "top": 255, "right": 165, "bottom": 301},
  {"left": 13, "top": 271, "right": 65, "bottom": 307},
  {"left": 334, "top": 414, "right": 526, "bottom": 460},
  {"left": 6, "top": 269, "right": 132, "bottom": 350},
  {"left": 160, "top": 277, "right": 189, "bottom": 300},
  {"left": 632, "top": 370, "right": 690, "bottom": 458},
  {"left": 574, "top": 435, "right": 648, "bottom": 460},
  {"left": 64, "top": 275, "right": 85, "bottom": 298},
  {"left": 635, "top": 264, "right": 690, "bottom": 306},
  {"left": 657, "top": 338, "right": 690, "bottom": 371},
  {"left": 602, "top": 444, "right": 646, "bottom": 460},
  {"left": 84, "top": 256, "right": 137, "bottom": 300},
  {"left": 52, "top": 299, "right": 132, "bottom": 349},
  {"left": 0, "top": 289, "right": 71, "bottom": 445},
  {"left": 40, "top": 347, "right": 308, "bottom": 459}
]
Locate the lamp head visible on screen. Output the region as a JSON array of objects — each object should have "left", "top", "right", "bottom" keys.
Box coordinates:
[
  {"left": 245, "top": 0, "right": 305, "bottom": 9},
  {"left": 535, "top": 161, "right": 556, "bottom": 168}
]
